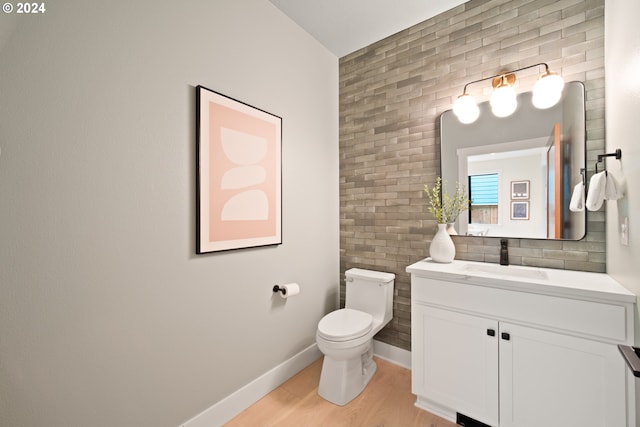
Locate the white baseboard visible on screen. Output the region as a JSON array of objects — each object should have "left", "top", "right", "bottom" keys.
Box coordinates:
[
  {"left": 415, "top": 395, "right": 457, "bottom": 423},
  {"left": 179, "top": 340, "right": 411, "bottom": 427},
  {"left": 180, "top": 343, "right": 322, "bottom": 427},
  {"left": 373, "top": 339, "right": 412, "bottom": 370}
]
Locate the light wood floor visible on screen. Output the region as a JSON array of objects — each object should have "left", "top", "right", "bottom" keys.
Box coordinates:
[{"left": 224, "top": 356, "right": 457, "bottom": 427}]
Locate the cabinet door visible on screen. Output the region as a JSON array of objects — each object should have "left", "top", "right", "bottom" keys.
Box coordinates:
[
  {"left": 412, "top": 304, "right": 499, "bottom": 426},
  {"left": 499, "top": 322, "right": 627, "bottom": 427}
]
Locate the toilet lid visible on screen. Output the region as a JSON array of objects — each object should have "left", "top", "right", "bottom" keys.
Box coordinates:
[{"left": 317, "top": 309, "right": 373, "bottom": 342}]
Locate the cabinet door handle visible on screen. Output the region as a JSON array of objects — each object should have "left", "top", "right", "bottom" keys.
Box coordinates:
[
  {"left": 501, "top": 332, "right": 511, "bottom": 341},
  {"left": 487, "top": 329, "right": 495, "bottom": 337}
]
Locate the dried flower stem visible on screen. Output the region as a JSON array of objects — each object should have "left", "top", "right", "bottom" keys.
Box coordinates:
[{"left": 424, "top": 177, "right": 469, "bottom": 224}]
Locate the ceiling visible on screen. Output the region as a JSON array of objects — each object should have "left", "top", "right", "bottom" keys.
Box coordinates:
[{"left": 269, "top": 0, "right": 468, "bottom": 57}]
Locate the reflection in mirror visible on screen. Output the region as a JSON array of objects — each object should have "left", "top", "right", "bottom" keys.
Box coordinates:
[{"left": 441, "top": 81, "right": 586, "bottom": 240}]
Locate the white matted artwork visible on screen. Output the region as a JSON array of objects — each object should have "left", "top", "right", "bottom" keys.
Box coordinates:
[
  {"left": 511, "top": 201, "right": 529, "bottom": 220},
  {"left": 511, "top": 180, "right": 530, "bottom": 200}
]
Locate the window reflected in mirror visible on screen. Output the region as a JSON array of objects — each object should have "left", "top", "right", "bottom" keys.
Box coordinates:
[{"left": 469, "top": 173, "right": 499, "bottom": 227}]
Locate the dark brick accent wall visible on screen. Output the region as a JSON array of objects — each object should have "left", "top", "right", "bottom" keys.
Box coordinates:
[{"left": 339, "top": 0, "right": 605, "bottom": 351}]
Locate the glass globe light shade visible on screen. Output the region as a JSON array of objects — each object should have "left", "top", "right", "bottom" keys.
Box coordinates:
[
  {"left": 453, "top": 93, "right": 480, "bottom": 124},
  {"left": 532, "top": 72, "right": 565, "bottom": 109},
  {"left": 490, "top": 85, "right": 517, "bottom": 118}
]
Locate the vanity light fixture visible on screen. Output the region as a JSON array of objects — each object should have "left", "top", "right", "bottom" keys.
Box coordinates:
[
  {"left": 532, "top": 67, "right": 565, "bottom": 109},
  {"left": 490, "top": 73, "right": 517, "bottom": 118},
  {"left": 452, "top": 63, "right": 565, "bottom": 124},
  {"left": 452, "top": 91, "right": 479, "bottom": 124}
]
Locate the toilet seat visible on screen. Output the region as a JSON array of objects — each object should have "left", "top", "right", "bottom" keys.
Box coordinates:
[{"left": 317, "top": 308, "right": 373, "bottom": 342}]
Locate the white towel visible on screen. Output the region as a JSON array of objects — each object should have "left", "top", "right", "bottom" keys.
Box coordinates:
[
  {"left": 605, "top": 171, "right": 624, "bottom": 200},
  {"left": 569, "top": 182, "right": 585, "bottom": 212},
  {"left": 586, "top": 171, "right": 607, "bottom": 211}
]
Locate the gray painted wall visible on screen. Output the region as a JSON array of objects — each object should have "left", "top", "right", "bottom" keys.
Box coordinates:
[
  {"left": 605, "top": 0, "right": 640, "bottom": 420},
  {"left": 0, "top": 1, "right": 339, "bottom": 426},
  {"left": 605, "top": 0, "right": 640, "bottom": 341}
]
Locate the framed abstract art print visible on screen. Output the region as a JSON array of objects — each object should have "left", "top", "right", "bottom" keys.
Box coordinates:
[{"left": 196, "top": 86, "right": 282, "bottom": 254}]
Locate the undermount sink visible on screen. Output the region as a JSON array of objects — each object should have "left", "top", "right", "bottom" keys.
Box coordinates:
[{"left": 462, "top": 263, "right": 549, "bottom": 281}]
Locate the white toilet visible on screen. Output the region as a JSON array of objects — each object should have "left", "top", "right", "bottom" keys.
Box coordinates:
[{"left": 316, "top": 268, "right": 395, "bottom": 406}]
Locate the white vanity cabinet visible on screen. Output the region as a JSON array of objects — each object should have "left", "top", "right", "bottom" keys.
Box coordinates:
[{"left": 407, "top": 259, "right": 636, "bottom": 427}]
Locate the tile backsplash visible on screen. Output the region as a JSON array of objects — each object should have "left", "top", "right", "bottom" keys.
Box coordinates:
[{"left": 339, "top": 0, "right": 605, "bottom": 351}]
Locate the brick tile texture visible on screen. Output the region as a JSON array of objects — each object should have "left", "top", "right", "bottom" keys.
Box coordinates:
[{"left": 339, "top": 0, "right": 605, "bottom": 351}]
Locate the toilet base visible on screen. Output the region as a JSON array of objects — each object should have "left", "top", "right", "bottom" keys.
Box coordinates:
[{"left": 317, "top": 345, "right": 376, "bottom": 406}]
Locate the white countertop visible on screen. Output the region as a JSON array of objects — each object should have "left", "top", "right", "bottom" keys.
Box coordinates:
[{"left": 407, "top": 258, "right": 636, "bottom": 304}]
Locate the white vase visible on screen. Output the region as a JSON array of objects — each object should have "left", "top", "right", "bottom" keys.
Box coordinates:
[{"left": 429, "top": 223, "right": 456, "bottom": 263}]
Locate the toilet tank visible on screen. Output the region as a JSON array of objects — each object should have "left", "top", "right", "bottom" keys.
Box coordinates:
[{"left": 345, "top": 268, "right": 395, "bottom": 323}]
